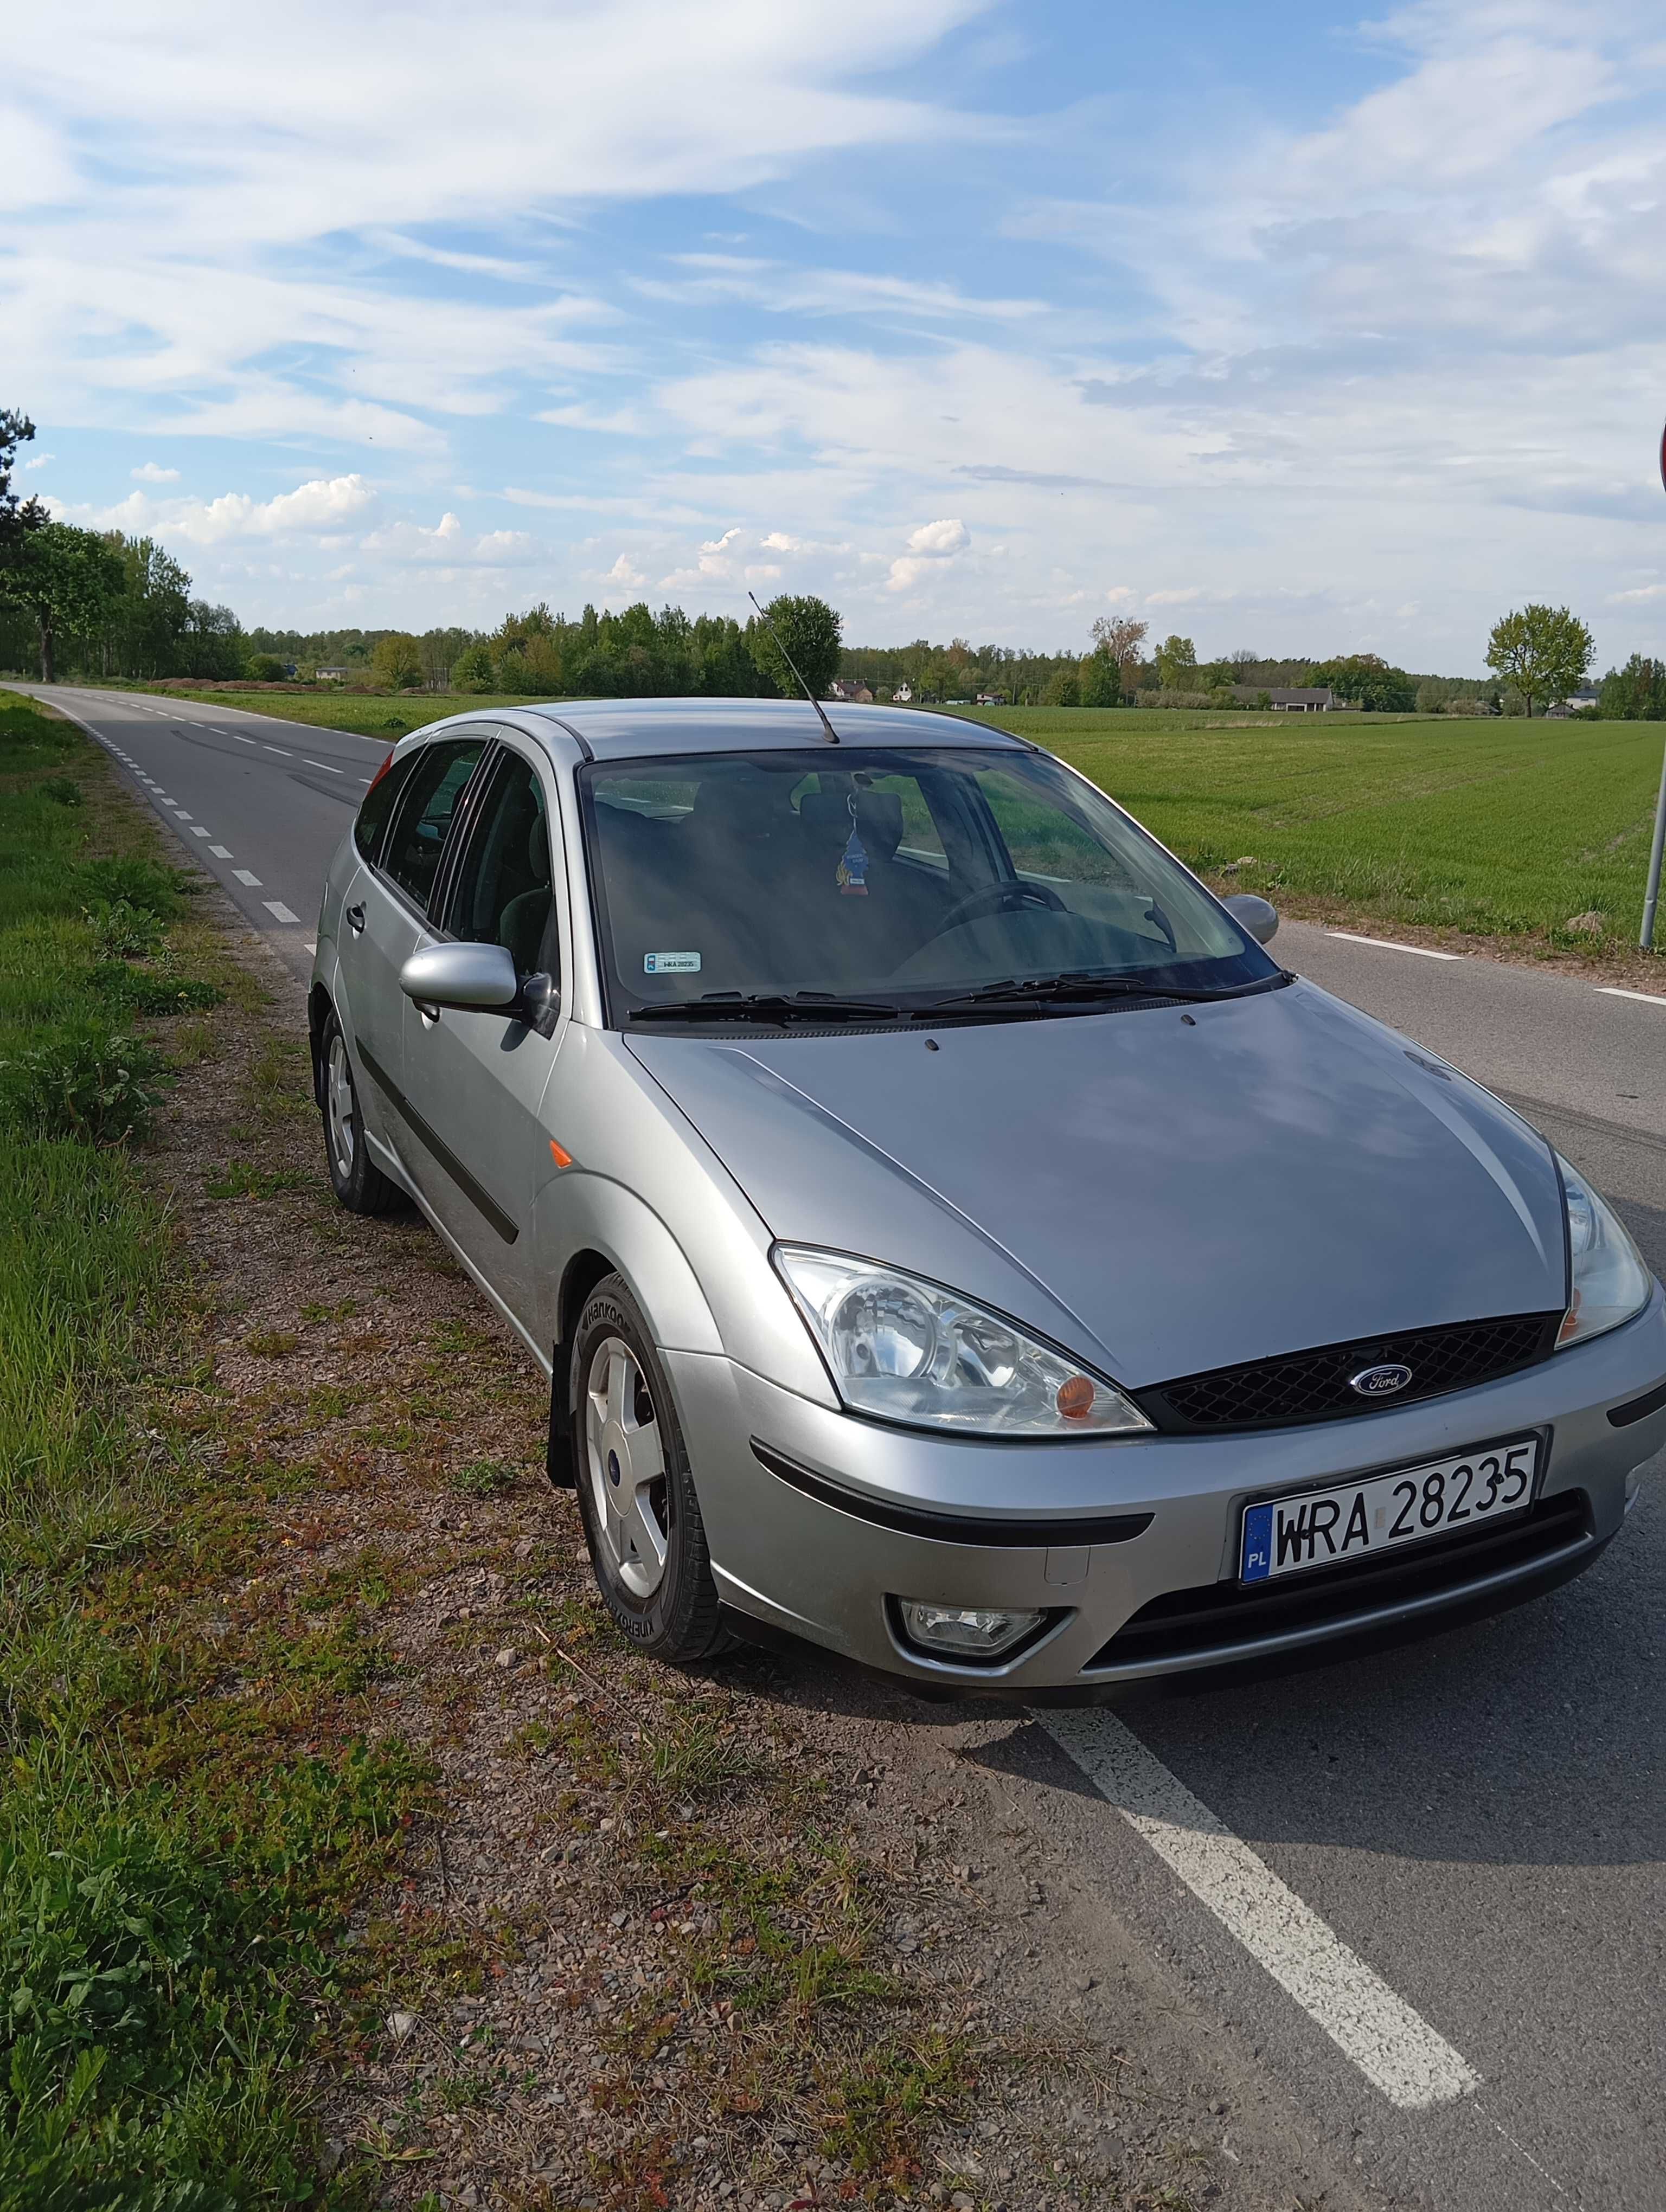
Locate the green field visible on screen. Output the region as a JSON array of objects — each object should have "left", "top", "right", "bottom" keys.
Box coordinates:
[
  {"left": 949, "top": 705, "right": 1664, "bottom": 957},
  {"left": 110, "top": 686, "right": 1666, "bottom": 957}
]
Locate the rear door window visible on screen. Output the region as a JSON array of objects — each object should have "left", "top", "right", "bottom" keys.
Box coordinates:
[
  {"left": 353, "top": 750, "right": 416, "bottom": 865},
  {"left": 381, "top": 736, "right": 489, "bottom": 913}
]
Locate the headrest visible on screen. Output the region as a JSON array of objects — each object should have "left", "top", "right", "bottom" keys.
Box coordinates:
[{"left": 528, "top": 816, "right": 552, "bottom": 886}]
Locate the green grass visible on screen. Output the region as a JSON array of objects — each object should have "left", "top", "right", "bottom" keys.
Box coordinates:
[
  {"left": 941, "top": 704, "right": 1666, "bottom": 955},
  {"left": 112, "top": 683, "right": 540, "bottom": 742},
  {"left": 0, "top": 693, "right": 424, "bottom": 2207}
]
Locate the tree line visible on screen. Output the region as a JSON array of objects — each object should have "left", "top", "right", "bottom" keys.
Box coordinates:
[{"left": 5, "top": 408, "right": 1654, "bottom": 716}]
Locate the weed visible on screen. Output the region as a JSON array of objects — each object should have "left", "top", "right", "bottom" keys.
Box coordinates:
[
  {"left": 39, "top": 775, "right": 83, "bottom": 807},
  {"left": 78, "top": 854, "right": 185, "bottom": 919},
  {"left": 814, "top": 2030, "right": 978, "bottom": 2179},
  {"left": 86, "top": 896, "right": 165, "bottom": 960},
  {"left": 307, "top": 1381, "right": 365, "bottom": 1420},
  {"left": 451, "top": 1457, "right": 519, "bottom": 1499},
  {"left": 244, "top": 1328, "right": 300, "bottom": 1358},
  {"left": 89, "top": 960, "right": 224, "bottom": 1017},
  {"left": 0, "top": 1021, "right": 168, "bottom": 1143},
  {"left": 208, "top": 1160, "right": 311, "bottom": 1200},
  {"left": 301, "top": 1297, "right": 358, "bottom": 1323}
]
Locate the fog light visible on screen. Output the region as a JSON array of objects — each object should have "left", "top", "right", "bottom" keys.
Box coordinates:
[{"left": 898, "top": 1599, "right": 1046, "bottom": 1660}]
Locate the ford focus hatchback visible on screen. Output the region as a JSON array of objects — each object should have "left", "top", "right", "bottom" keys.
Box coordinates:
[{"left": 309, "top": 699, "right": 1666, "bottom": 1687}]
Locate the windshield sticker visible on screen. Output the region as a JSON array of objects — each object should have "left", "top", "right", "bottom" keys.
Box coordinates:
[
  {"left": 644, "top": 951, "right": 701, "bottom": 975},
  {"left": 836, "top": 822, "right": 869, "bottom": 897}
]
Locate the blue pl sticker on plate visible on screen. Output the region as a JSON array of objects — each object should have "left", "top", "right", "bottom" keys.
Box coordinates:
[
  {"left": 644, "top": 951, "right": 701, "bottom": 974},
  {"left": 1240, "top": 1503, "right": 1274, "bottom": 1583}
]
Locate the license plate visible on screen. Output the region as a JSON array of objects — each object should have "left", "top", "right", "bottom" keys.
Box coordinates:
[{"left": 1239, "top": 1435, "right": 1540, "bottom": 1584}]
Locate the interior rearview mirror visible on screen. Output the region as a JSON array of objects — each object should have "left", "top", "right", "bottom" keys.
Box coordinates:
[
  {"left": 1222, "top": 891, "right": 1279, "bottom": 946},
  {"left": 399, "top": 941, "right": 520, "bottom": 1013}
]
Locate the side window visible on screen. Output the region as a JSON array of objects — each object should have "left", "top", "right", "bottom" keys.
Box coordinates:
[
  {"left": 381, "top": 737, "right": 488, "bottom": 912},
  {"left": 445, "top": 753, "right": 559, "bottom": 979},
  {"left": 353, "top": 749, "right": 416, "bottom": 865}
]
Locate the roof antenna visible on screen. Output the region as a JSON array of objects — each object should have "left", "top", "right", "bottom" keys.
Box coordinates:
[{"left": 748, "top": 590, "right": 839, "bottom": 744}]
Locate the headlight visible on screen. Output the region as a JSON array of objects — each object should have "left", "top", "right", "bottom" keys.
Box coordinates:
[
  {"left": 1556, "top": 1154, "right": 1652, "bottom": 1348},
  {"left": 774, "top": 1247, "right": 1152, "bottom": 1436}
]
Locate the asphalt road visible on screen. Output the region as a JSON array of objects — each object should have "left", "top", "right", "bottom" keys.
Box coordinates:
[{"left": 20, "top": 680, "right": 1666, "bottom": 2210}]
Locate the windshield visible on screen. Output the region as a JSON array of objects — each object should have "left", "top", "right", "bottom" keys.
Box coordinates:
[{"left": 579, "top": 746, "right": 1280, "bottom": 1024}]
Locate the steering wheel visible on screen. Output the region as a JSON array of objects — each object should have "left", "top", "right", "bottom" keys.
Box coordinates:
[{"left": 924, "top": 878, "right": 1067, "bottom": 942}]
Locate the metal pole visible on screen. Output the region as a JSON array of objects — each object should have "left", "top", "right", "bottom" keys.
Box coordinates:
[{"left": 1642, "top": 730, "right": 1666, "bottom": 949}]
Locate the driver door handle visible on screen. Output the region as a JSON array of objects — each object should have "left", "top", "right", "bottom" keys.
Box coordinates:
[{"left": 344, "top": 901, "right": 366, "bottom": 935}]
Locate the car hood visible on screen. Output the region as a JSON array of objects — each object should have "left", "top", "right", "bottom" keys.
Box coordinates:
[{"left": 624, "top": 980, "right": 1567, "bottom": 1387}]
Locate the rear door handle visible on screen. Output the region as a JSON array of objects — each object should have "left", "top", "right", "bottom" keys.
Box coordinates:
[{"left": 345, "top": 902, "right": 366, "bottom": 935}]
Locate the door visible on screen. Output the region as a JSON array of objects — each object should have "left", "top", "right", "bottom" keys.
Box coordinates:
[
  {"left": 398, "top": 740, "right": 568, "bottom": 1329},
  {"left": 339, "top": 730, "right": 491, "bottom": 1174}
]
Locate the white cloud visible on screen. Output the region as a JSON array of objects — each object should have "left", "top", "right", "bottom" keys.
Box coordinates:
[
  {"left": 23, "top": 452, "right": 54, "bottom": 470},
  {"left": 604, "top": 551, "right": 647, "bottom": 591},
  {"left": 131, "top": 461, "right": 178, "bottom": 482},
  {"left": 905, "top": 517, "right": 968, "bottom": 556}
]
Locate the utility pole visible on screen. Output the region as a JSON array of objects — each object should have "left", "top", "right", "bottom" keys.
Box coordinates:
[{"left": 1646, "top": 417, "right": 1666, "bottom": 949}]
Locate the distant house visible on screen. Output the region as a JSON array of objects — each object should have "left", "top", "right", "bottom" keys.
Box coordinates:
[
  {"left": 827, "top": 678, "right": 873, "bottom": 704},
  {"left": 316, "top": 665, "right": 351, "bottom": 683},
  {"left": 1231, "top": 685, "right": 1338, "bottom": 712},
  {"left": 891, "top": 679, "right": 914, "bottom": 703},
  {"left": 976, "top": 690, "right": 1009, "bottom": 705},
  {"left": 1547, "top": 686, "right": 1601, "bottom": 718}
]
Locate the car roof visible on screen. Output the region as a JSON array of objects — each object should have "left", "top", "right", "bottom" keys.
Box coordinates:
[{"left": 514, "top": 696, "right": 1028, "bottom": 759}]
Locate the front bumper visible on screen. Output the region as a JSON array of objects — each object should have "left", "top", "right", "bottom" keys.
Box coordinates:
[{"left": 667, "top": 1287, "right": 1666, "bottom": 1689}]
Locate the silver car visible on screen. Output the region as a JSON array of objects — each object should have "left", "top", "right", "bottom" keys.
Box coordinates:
[{"left": 309, "top": 699, "right": 1666, "bottom": 1687}]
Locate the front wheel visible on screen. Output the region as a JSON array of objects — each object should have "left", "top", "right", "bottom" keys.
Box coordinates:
[
  {"left": 319, "top": 1009, "right": 405, "bottom": 1216},
  {"left": 569, "top": 1274, "right": 729, "bottom": 1664}
]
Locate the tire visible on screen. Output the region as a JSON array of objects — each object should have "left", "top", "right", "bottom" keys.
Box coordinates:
[
  {"left": 319, "top": 1008, "right": 405, "bottom": 1217},
  {"left": 570, "top": 1273, "right": 730, "bottom": 1664}
]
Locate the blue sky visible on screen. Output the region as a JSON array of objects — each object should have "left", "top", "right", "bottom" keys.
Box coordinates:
[{"left": 8, "top": 0, "right": 1666, "bottom": 669}]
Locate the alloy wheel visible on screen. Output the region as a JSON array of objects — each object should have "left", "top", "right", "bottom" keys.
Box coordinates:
[
  {"left": 584, "top": 1336, "right": 671, "bottom": 1599},
  {"left": 325, "top": 1033, "right": 357, "bottom": 1180}
]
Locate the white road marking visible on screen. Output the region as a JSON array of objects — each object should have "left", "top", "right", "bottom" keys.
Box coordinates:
[
  {"left": 304, "top": 758, "right": 343, "bottom": 774},
  {"left": 233, "top": 868, "right": 262, "bottom": 886},
  {"left": 262, "top": 744, "right": 292, "bottom": 756},
  {"left": 356, "top": 777, "right": 373, "bottom": 785},
  {"left": 209, "top": 845, "right": 233, "bottom": 858},
  {"left": 1328, "top": 931, "right": 1463, "bottom": 962},
  {"left": 305, "top": 938, "right": 318, "bottom": 955},
  {"left": 1599, "top": 986, "right": 1666, "bottom": 1009},
  {"left": 263, "top": 901, "right": 302, "bottom": 924},
  {"left": 170, "top": 805, "right": 191, "bottom": 815},
  {"left": 234, "top": 734, "right": 257, "bottom": 745},
  {"left": 1040, "top": 1708, "right": 1479, "bottom": 2111},
  {"left": 189, "top": 826, "right": 211, "bottom": 838}
]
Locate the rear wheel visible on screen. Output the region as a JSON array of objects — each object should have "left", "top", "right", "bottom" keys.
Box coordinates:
[
  {"left": 319, "top": 1009, "right": 405, "bottom": 1216},
  {"left": 570, "top": 1274, "right": 729, "bottom": 1664}
]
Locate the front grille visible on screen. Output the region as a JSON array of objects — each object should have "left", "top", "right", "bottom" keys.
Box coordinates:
[
  {"left": 1140, "top": 1313, "right": 1561, "bottom": 1433},
  {"left": 1088, "top": 1490, "right": 1593, "bottom": 1669}
]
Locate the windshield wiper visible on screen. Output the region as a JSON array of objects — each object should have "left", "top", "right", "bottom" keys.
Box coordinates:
[
  {"left": 631, "top": 991, "right": 901, "bottom": 1026},
  {"left": 916, "top": 970, "right": 1240, "bottom": 1013}
]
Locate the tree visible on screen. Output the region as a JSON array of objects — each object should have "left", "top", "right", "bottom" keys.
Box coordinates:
[
  {"left": 1485, "top": 604, "right": 1593, "bottom": 719},
  {"left": 451, "top": 641, "right": 496, "bottom": 693},
  {"left": 1078, "top": 651, "right": 1121, "bottom": 707},
  {"left": 1154, "top": 634, "right": 1197, "bottom": 690},
  {"left": 370, "top": 631, "right": 424, "bottom": 690},
  {"left": 1042, "top": 666, "right": 1081, "bottom": 708},
  {"left": 747, "top": 594, "right": 842, "bottom": 700},
  {"left": 1597, "top": 654, "right": 1666, "bottom": 721},
  {"left": 1090, "top": 614, "right": 1147, "bottom": 696},
  {"left": 0, "top": 407, "right": 48, "bottom": 561},
  {"left": 1308, "top": 653, "right": 1417, "bottom": 713},
  {"left": 0, "top": 522, "right": 124, "bottom": 681},
  {"left": 245, "top": 653, "right": 287, "bottom": 681}
]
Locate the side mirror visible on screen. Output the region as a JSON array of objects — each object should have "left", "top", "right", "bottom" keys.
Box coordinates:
[
  {"left": 399, "top": 941, "right": 520, "bottom": 1013},
  {"left": 1222, "top": 891, "right": 1279, "bottom": 946},
  {"left": 520, "top": 970, "right": 561, "bottom": 1039}
]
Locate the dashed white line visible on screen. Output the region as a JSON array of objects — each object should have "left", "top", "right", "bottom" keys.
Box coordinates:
[
  {"left": 1599, "top": 986, "right": 1666, "bottom": 1008},
  {"left": 1040, "top": 1708, "right": 1480, "bottom": 2111},
  {"left": 1328, "top": 931, "right": 1463, "bottom": 962},
  {"left": 233, "top": 734, "right": 257, "bottom": 745},
  {"left": 188, "top": 826, "right": 211, "bottom": 838},
  {"left": 209, "top": 845, "right": 233, "bottom": 859},
  {"left": 304, "top": 758, "right": 344, "bottom": 773},
  {"left": 263, "top": 901, "right": 302, "bottom": 924},
  {"left": 233, "top": 868, "right": 262, "bottom": 887},
  {"left": 305, "top": 938, "right": 318, "bottom": 955},
  {"left": 262, "top": 745, "right": 292, "bottom": 756}
]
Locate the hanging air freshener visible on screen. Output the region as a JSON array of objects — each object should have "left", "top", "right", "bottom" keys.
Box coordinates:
[{"left": 836, "top": 796, "right": 869, "bottom": 896}]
